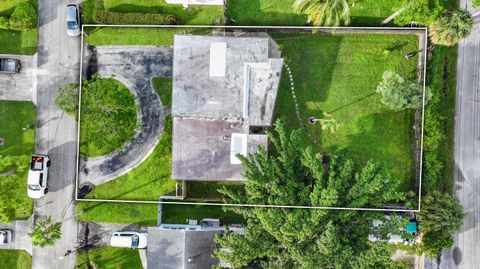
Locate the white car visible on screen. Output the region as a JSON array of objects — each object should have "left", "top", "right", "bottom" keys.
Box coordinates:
[
  {"left": 27, "top": 154, "right": 50, "bottom": 199},
  {"left": 0, "top": 230, "right": 12, "bottom": 244},
  {"left": 66, "top": 4, "right": 81, "bottom": 37},
  {"left": 110, "top": 231, "right": 148, "bottom": 249}
]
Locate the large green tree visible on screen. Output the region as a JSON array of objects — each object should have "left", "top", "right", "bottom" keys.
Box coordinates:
[
  {"left": 393, "top": 0, "right": 445, "bottom": 26},
  {"left": 293, "top": 0, "right": 351, "bottom": 26},
  {"left": 215, "top": 121, "right": 407, "bottom": 268},
  {"left": 429, "top": 10, "right": 473, "bottom": 46},
  {"left": 418, "top": 192, "right": 465, "bottom": 257},
  {"left": 376, "top": 70, "right": 427, "bottom": 111}
]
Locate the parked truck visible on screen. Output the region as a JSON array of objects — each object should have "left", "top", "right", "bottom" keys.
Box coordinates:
[
  {"left": 27, "top": 154, "right": 50, "bottom": 199},
  {"left": 0, "top": 58, "right": 21, "bottom": 73}
]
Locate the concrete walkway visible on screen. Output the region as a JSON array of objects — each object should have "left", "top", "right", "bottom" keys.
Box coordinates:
[
  {"left": 79, "top": 46, "right": 173, "bottom": 186},
  {"left": 0, "top": 54, "right": 37, "bottom": 102},
  {"left": 439, "top": 3, "right": 480, "bottom": 269},
  {"left": 0, "top": 218, "right": 33, "bottom": 254}
]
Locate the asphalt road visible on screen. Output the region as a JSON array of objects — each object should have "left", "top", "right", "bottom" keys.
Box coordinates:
[
  {"left": 32, "top": 1, "right": 81, "bottom": 268},
  {"left": 439, "top": 3, "right": 480, "bottom": 269}
]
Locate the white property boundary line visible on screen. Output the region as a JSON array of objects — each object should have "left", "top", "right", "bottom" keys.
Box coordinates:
[{"left": 75, "top": 25, "right": 428, "bottom": 213}]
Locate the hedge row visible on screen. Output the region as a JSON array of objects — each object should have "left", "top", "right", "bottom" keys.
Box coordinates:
[{"left": 93, "top": 10, "right": 178, "bottom": 25}]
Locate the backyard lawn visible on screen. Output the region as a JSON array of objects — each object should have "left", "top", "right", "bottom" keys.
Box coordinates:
[
  {"left": 76, "top": 247, "right": 142, "bottom": 269},
  {"left": 271, "top": 33, "right": 419, "bottom": 191},
  {"left": 0, "top": 250, "right": 32, "bottom": 269},
  {"left": 226, "top": 0, "right": 396, "bottom": 26},
  {"left": 0, "top": 0, "right": 37, "bottom": 54},
  {"left": 0, "top": 101, "right": 35, "bottom": 220}
]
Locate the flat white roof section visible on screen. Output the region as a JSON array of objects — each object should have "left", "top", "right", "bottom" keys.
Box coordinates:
[
  {"left": 230, "top": 133, "right": 247, "bottom": 164},
  {"left": 209, "top": 42, "right": 226, "bottom": 77}
]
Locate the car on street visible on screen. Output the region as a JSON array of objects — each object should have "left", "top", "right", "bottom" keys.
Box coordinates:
[
  {"left": 0, "top": 230, "right": 12, "bottom": 244},
  {"left": 0, "top": 58, "right": 21, "bottom": 73},
  {"left": 66, "top": 4, "right": 81, "bottom": 37},
  {"left": 27, "top": 154, "right": 50, "bottom": 199},
  {"left": 110, "top": 231, "right": 148, "bottom": 249}
]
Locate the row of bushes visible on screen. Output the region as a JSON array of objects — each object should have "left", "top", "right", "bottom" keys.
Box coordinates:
[
  {"left": 0, "top": 2, "right": 37, "bottom": 31},
  {"left": 421, "top": 45, "right": 456, "bottom": 194},
  {"left": 93, "top": 10, "right": 179, "bottom": 25}
]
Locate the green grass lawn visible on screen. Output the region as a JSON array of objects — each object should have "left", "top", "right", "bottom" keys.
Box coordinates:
[
  {"left": 84, "top": 117, "right": 176, "bottom": 200},
  {"left": 0, "top": 0, "right": 37, "bottom": 55},
  {"left": 0, "top": 250, "right": 31, "bottom": 269},
  {"left": 76, "top": 247, "right": 142, "bottom": 269},
  {"left": 186, "top": 181, "right": 245, "bottom": 201},
  {"left": 84, "top": 27, "right": 211, "bottom": 46},
  {"left": 80, "top": 77, "right": 138, "bottom": 158},
  {"left": 226, "top": 0, "right": 396, "bottom": 26},
  {"left": 271, "top": 33, "right": 419, "bottom": 191},
  {"left": 152, "top": 77, "right": 172, "bottom": 107},
  {"left": 77, "top": 202, "right": 244, "bottom": 226},
  {"left": 0, "top": 101, "right": 35, "bottom": 220}
]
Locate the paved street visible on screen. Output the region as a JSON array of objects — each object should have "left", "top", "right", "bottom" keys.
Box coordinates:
[
  {"left": 32, "top": 1, "right": 81, "bottom": 268},
  {"left": 439, "top": 2, "right": 480, "bottom": 268}
]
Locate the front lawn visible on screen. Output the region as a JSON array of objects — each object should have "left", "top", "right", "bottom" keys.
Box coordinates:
[
  {"left": 0, "top": 0, "right": 37, "bottom": 54},
  {"left": 226, "top": 0, "right": 396, "bottom": 26},
  {"left": 0, "top": 250, "right": 31, "bottom": 269},
  {"left": 76, "top": 247, "right": 142, "bottom": 269},
  {"left": 271, "top": 33, "right": 419, "bottom": 191},
  {"left": 83, "top": 117, "right": 176, "bottom": 200},
  {"left": 152, "top": 77, "right": 172, "bottom": 107},
  {"left": 80, "top": 76, "right": 138, "bottom": 158},
  {"left": 0, "top": 101, "right": 35, "bottom": 220},
  {"left": 161, "top": 204, "right": 244, "bottom": 224}
]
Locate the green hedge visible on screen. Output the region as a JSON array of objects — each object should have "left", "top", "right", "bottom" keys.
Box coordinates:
[{"left": 93, "top": 10, "right": 178, "bottom": 25}]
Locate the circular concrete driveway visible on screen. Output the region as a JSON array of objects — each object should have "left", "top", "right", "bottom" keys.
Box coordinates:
[{"left": 79, "top": 46, "right": 173, "bottom": 186}]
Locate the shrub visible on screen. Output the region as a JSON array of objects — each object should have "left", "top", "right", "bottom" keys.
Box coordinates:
[
  {"left": 0, "top": 17, "right": 9, "bottom": 29},
  {"left": 8, "top": 2, "right": 37, "bottom": 31},
  {"left": 55, "top": 84, "right": 79, "bottom": 117},
  {"left": 93, "top": 10, "right": 178, "bottom": 25},
  {"left": 472, "top": 0, "right": 480, "bottom": 8},
  {"left": 376, "top": 70, "right": 428, "bottom": 111}
]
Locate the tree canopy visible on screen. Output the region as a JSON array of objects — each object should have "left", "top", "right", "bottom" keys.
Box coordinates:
[
  {"left": 215, "top": 121, "right": 407, "bottom": 268},
  {"left": 376, "top": 70, "right": 427, "bottom": 111},
  {"left": 429, "top": 10, "right": 473, "bottom": 46},
  {"left": 418, "top": 192, "right": 465, "bottom": 256},
  {"left": 393, "top": 0, "right": 445, "bottom": 26},
  {"left": 28, "top": 216, "right": 62, "bottom": 247},
  {"left": 293, "top": 0, "right": 351, "bottom": 26}
]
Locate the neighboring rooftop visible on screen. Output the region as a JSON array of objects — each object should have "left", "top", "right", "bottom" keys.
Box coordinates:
[
  {"left": 147, "top": 228, "right": 221, "bottom": 269},
  {"left": 171, "top": 33, "right": 284, "bottom": 181}
]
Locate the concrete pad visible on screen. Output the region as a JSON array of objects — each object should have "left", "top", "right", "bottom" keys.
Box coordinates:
[
  {"left": 0, "top": 54, "right": 36, "bottom": 102},
  {"left": 0, "top": 218, "right": 33, "bottom": 254}
]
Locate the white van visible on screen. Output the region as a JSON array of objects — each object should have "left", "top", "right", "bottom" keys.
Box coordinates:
[
  {"left": 27, "top": 154, "right": 50, "bottom": 199},
  {"left": 0, "top": 230, "right": 12, "bottom": 244},
  {"left": 110, "top": 231, "right": 148, "bottom": 249}
]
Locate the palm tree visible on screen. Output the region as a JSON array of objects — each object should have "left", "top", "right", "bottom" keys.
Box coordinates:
[
  {"left": 429, "top": 10, "right": 473, "bottom": 46},
  {"left": 293, "top": 0, "right": 351, "bottom": 26},
  {"left": 28, "top": 216, "right": 62, "bottom": 247}
]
